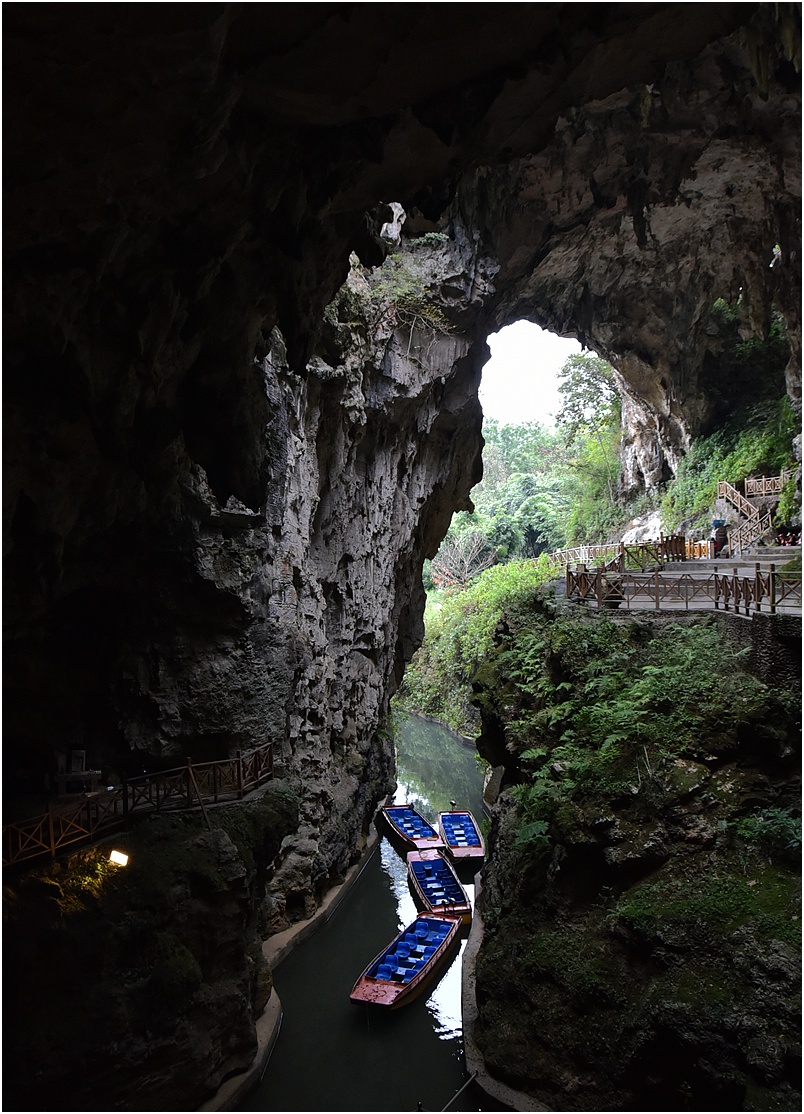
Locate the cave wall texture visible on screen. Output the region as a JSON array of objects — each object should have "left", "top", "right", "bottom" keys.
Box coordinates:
[{"left": 2, "top": 3, "right": 801, "bottom": 1105}]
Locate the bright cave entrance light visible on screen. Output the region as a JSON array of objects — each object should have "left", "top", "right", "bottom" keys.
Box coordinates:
[{"left": 479, "top": 320, "right": 583, "bottom": 427}]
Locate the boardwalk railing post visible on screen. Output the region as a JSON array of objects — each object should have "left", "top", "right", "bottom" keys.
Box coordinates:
[
  {"left": 654, "top": 569, "right": 660, "bottom": 610},
  {"left": 47, "top": 803, "right": 56, "bottom": 860},
  {"left": 186, "top": 757, "right": 193, "bottom": 807},
  {"left": 770, "top": 564, "right": 777, "bottom": 615},
  {"left": 755, "top": 562, "right": 761, "bottom": 613}
]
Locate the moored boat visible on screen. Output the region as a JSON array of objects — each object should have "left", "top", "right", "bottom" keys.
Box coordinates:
[
  {"left": 407, "top": 848, "right": 471, "bottom": 924},
  {"left": 348, "top": 912, "right": 461, "bottom": 1008},
  {"left": 381, "top": 803, "right": 444, "bottom": 852},
  {"left": 437, "top": 809, "right": 485, "bottom": 862}
]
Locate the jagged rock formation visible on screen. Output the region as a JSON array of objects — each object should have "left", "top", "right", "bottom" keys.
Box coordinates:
[
  {"left": 473, "top": 605, "right": 801, "bottom": 1112},
  {"left": 3, "top": 4, "right": 801, "bottom": 1110},
  {"left": 3, "top": 784, "right": 300, "bottom": 1112}
]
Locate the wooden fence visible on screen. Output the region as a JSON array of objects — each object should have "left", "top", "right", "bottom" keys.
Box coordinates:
[
  {"left": 3, "top": 743, "right": 274, "bottom": 868},
  {"left": 566, "top": 563, "right": 802, "bottom": 616},
  {"left": 744, "top": 469, "right": 795, "bottom": 498},
  {"left": 717, "top": 480, "right": 758, "bottom": 520},
  {"left": 729, "top": 509, "right": 773, "bottom": 555},
  {"left": 550, "top": 535, "right": 701, "bottom": 572}
]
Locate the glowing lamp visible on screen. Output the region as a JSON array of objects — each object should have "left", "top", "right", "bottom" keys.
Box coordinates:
[{"left": 109, "top": 849, "right": 129, "bottom": 866}]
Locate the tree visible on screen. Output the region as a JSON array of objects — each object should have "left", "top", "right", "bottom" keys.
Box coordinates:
[
  {"left": 556, "top": 354, "right": 621, "bottom": 506},
  {"left": 430, "top": 530, "right": 497, "bottom": 590}
]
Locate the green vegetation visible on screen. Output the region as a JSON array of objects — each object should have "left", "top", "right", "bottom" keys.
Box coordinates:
[
  {"left": 734, "top": 806, "right": 801, "bottom": 859},
  {"left": 491, "top": 614, "right": 795, "bottom": 852},
  {"left": 396, "top": 556, "right": 557, "bottom": 732},
  {"left": 661, "top": 396, "right": 798, "bottom": 531},
  {"left": 406, "top": 301, "right": 800, "bottom": 1112},
  {"left": 365, "top": 251, "right": 453, "bottom": 336},
  {"left": 613, "top": 866, "right": 799, "bottom": 949}
]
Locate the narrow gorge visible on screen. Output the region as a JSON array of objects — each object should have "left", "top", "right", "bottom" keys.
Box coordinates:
[{"left": 3, "top": 5, "right": 800, "bottom": 1111}]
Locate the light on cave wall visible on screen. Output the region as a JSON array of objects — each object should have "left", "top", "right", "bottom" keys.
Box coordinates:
[{"left": 109, "top": 849, "right": 129, "bottom": 866}]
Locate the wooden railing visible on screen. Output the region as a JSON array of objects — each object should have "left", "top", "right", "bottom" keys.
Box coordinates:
[
  {"left": 730, "top": 509, "right": 773, "bottom": 556},
  {"left": 717, "top": 480, "right": 760, "bottom": 522},
  {"left": 744, "top": 469, "right": 795, "bottom": 498},
  {"left": 566, "top": 563, "right": 802, "bottom": 616},
  {"left": 549, "top": 544, "right": 621, "bottom": 569},
  {"left": 551, "top": 536, "right": 695, "bottom": 573},
  {"left": 3, "top": 742, "right": 274, "bottom": 868}
]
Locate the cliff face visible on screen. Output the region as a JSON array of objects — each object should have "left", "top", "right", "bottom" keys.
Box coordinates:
[
  {"left": 449, "top": 27, "right": 800, "bottom": 493},
  {"left": 3, "top": 785, "right": 300, "bottom": 1112},
  {"left": 2, "top": 4, "right": 801, "bottom": 1108},
  {"left": 5, "top": 4, "right": 799, "bottom": 790},
  {"left": 472, "top": 605, "right": 801, "bottom": 1112}
]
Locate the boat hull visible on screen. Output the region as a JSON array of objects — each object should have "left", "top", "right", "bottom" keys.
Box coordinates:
[
  {"left": 407, "top": 849, "right": 471, "bottom": 925},
  {"left": 349, "top": 913, "right": 461, "bottom": 1008},
  {"left": 437, "top": 810, "right": 485, "bottom": 862},
  {"left": 381, "top": 804, "right": 444, "bottom": 853}
]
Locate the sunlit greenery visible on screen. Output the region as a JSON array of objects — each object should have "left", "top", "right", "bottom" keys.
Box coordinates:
[
  {"left": 661, "top": 396, "right": 798, "bottom": 531},
  {"left": 396, "top": 556, "right": 557, "bottom": 733}
]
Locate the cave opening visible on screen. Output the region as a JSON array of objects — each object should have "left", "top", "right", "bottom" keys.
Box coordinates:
[
  {"left": 3, "top": 4, "right": 800, "bottom": 1110},
  {"left": 479, "top": 320, "right": 583, "bottom": 430}
]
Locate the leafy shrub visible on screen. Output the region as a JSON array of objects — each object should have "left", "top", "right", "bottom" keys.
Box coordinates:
[
  {"left": 661, "top": 396, "right": 797, "bottom": 530},
  {"left": 489, "top": 613, "right": 797, "bottom": 855},
  {"left": 396, "top": 556, "right": 556, "bottom": 733},
  {"left": 735, "top": 807, "right": 801, "bottom": 856}
]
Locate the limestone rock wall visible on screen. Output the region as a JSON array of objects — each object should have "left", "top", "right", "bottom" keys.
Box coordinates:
[
  {"left": 450, "top": 18, "right": 801, "bottom": 493},
  {"left": 2, "top": 6, "right": 800, "bottom": 1108},
  {"left": 473, "top": 608, "right": 801, "bottom": 1112},
  {"left": 3, "top": 784, "right": 300, "bottom": 1112}
]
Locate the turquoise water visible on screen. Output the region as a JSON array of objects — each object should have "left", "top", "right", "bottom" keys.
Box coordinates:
[{"left": 236, "top": 712, "right": 503, "bottom": 1112}]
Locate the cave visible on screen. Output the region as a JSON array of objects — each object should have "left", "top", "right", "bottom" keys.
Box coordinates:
[{"left": 3, "top": 4, "right": 801, "bottom": 1110}]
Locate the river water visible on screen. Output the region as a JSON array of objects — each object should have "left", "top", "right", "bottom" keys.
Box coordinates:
[{"left": 236, "top": 712, "right": 506, "bottom": 1113}]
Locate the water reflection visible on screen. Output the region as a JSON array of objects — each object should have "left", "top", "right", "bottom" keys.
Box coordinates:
[{"left": 236, "top": 713, "right": 497, "bottom": 1112}]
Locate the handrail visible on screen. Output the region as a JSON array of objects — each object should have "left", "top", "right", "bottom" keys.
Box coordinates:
[
  {"left": 730, "top": 509, "right": 773, "bottom": 556},
  {"left": 566, "top": 562, "right": 801, "bottom": 616},
  {"left": 744, "top": 469, "right": 795, "bottom": 498},
  {"left": 717, "top": 480, "right": 759, "bottom": 522},
  {"left": 3, "top": 742, "right": 274, "bottom": 868}
]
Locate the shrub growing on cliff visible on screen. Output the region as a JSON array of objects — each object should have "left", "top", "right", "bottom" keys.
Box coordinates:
[
  {"left": 396, "top": 556, "right": 556, "bottom": 733},
  {"left": 492, "top": 613, "right": 798, "bottom": 855},
  {"left": 661, "top": 395, "right": 797, "bottom": 530}
]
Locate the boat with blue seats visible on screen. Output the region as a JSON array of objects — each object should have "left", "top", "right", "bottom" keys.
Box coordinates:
[
  {"left": 348, "top": 912, "right": 461, "bottom": 1008},
  {"left": 380, "top": 803, "right": 444, "bottom": 852},
  {"left": 406, "top": 848, "right": 471, "bottom": 925},
  {"left": 437, "top": 808, "right": 485, "bottom": 863}
]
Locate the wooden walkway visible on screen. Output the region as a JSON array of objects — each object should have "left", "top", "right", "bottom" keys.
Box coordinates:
[
  {"left": 566, "top": 561, "right": 802, "bottom": 616},
  {"left": 3, "top": 744, "right": 274, "bottom": 868}
]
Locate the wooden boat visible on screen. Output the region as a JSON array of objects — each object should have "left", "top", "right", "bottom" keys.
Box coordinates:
[
  {"left": 407, "top": 848, "right": 471, "bottom": 925},
  {"left": 349, "top": 912, "right": 461, "bottom": 1008},
  {"left": 381, "top": 804, "right": 444, "bottom": 852},
  {"left": 437, "top": 809, "right": 485, "bottom": 862}
]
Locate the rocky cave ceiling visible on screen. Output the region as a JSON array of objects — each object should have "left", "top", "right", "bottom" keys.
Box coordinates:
[{"left": 3, "top": 3, "right": 801, "bottom": 781}]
